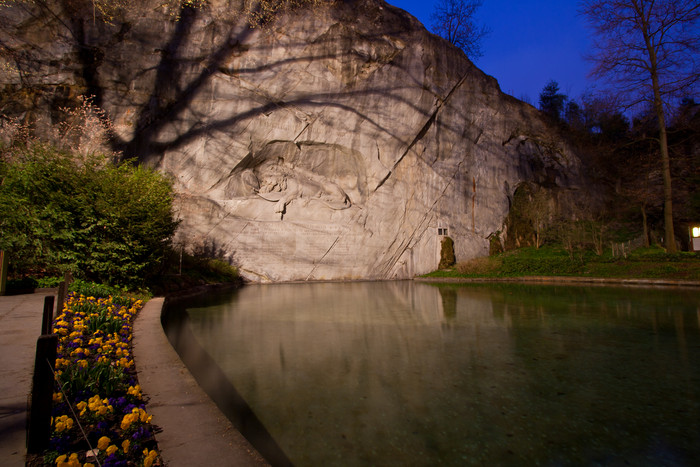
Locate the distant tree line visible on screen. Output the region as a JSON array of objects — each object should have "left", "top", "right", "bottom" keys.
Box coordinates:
[
  {"left": 529, "top": 0, "right": 700, "bottom": 253},
  {"left": 535, "top": 78, "right": 699, "bottom": 251}
]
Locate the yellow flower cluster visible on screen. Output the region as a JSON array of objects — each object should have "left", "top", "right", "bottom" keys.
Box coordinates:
[
  {"left": 120, "top": 407, "right": 152, "bottom": 431},
  {"left": 70, "top": 347, "right": 90, "bottom": 357},
  {"left": 54, "top": 453, "right": 81, "bottom": 467},
  {"left": 117, "top": 356, "right": 134, "bottom": 368},
  {"left": 76, "top": 395, "right": 114, "bottom": 418},
  {"left": 49, "top": 293, "right": 158, "bottom": 466},
  {"left": 54, "top": 319, "right": 71, "bottom": 336},
  {"left": 96, "top": 436, "right": 119, "bottom": 456},
  {"left": 52, "top": 415, "right": 74, "bottom": 433},
  {"left": 55, "top": 452, "right": 96, "bottom": 467},
  {"left": 71, "top": 319, "right": 87, "bottom": 335},
  {"left": 55, "top": 357, "right": 71, "bottom": 370},
  {"left": 127, "top": 384, "right": 142, "bottom": 398},
  {"left": 143, "top": 449, "right": 159, "bottom": 467},
  {"left": 53, "top": 295, "right": 142, "bottom": 374}
]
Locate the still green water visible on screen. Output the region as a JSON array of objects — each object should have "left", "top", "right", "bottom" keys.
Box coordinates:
[{"left": 175, "top": 281, "right": 700, "bottom": 466}]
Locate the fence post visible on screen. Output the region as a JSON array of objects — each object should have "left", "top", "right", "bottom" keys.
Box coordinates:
[
  {"left": 56, "top": 282, "right": 66, "bottom": 313},
  {"left": 26, "top": 334, "right": 58, "bottom": 455},
  {"left": 56, "top": 271, "right": 73, "bottom": 311},
  {"left": 0, "top": 250, "right": 8, "bottom": 296},
  {"left": 42, "top": 296, "right": 55, "bottom": 336}
]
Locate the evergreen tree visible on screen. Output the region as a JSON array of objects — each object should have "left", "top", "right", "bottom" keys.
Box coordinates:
[{"left": 538, "top": 80, "right": 567, "bottom": 122}]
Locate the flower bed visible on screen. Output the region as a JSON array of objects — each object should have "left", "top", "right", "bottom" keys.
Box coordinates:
[{"left": 41, "top": 292, "right": 161, "bottom": 467}]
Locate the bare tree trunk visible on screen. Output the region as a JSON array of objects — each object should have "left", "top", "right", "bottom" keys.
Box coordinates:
[
  {"left": 641, "top": 204, "right": 649, "bottom": 247},
  {"left": 650, "top": 74, "right": 676, "bottom": 251},
  {"left": 642, "top": 10, "right": 676, "bottom": 252},
  {"left": 581, "top": 0, "right": 699, "bottom": 253},
  {"left": 657, "top": 116, "right": 676, "bottom": 252}
]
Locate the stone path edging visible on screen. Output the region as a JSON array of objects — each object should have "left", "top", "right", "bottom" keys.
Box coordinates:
[
  {"left": 132, "top": 297, "right": 269, "bottom": 467},
  {"left": 414, "top": 276, "right": 700, "bottom": 287}
]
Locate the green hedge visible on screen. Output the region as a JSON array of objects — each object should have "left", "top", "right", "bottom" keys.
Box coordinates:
[{"left": 0, "top": 143, "right": 179, "bottom": 288}]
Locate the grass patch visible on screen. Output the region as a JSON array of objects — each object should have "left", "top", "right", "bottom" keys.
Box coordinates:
[{"left": 424, "top": 245, "right": 700, "bottom": 281}]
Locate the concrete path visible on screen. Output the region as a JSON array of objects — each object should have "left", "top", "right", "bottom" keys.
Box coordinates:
[
  {"left": 0, "top": 291, "right": 54, "bottom": 467},
  {"left": 132, "top": 298, "right": 269, "bottom": 467},
  {"left": 0, "top": 292, "right": 268, "bottom": 467}
]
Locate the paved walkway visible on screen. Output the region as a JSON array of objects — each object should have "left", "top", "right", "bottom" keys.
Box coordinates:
[
  {"left": 0, "top": 291, "right": 53, "bottom": 467},
  {"left": 0, "top": 292, "right": 268, "bottom": 466},
  {"left": 133, "top": 298, "right": 268, "bottom": 466}
]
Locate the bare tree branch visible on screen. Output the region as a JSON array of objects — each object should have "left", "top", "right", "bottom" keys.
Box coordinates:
[
  {"left": 580, "top": 0, "right": 700, "bottom": 252},
  {"left": 430, "top": 0, "right": 488, "bottom": 59}
]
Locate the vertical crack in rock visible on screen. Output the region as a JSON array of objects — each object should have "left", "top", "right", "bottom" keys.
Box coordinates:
[
  {"left": 305, "top": 235, "right": 342, "bottom": 280},
  {"left": 379, "top": 154, "right": 469, "bottom": 278},
  {"left": 472, "top": 176, "right": 476, "bottom": 233},
  {"left": 203, "top": 207, "right": 232, "bottom": 240},
  {"left": 375, "top": 72, "right": 470, "bottom": 191},
  {"left": 307, "top": 71, "right": 473, "bottom": 279},
  {"left": 293, "top": 121, "right": 311, "bottom": 142}
]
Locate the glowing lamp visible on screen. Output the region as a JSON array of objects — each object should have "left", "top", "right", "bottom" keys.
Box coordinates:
[{"left": 692, "top": 225, "right": 700, "bottom": 251}]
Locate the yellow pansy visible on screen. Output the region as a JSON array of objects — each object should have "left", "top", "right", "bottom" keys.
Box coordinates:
[
  {"left": 142, "top": 449, "right": 158, "bottom": 467},
  {"left": 56, "top": 452, "right": 80, "bottom": 467},
  {"left": 120, "top": 412, "right": 137, "bottom": 430},
  {"left": 97, "top": 436, "right": 110, "bottom": 450}
]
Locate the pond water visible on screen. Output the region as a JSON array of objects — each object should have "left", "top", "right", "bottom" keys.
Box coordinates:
[{"left": 164, "top": 281, "right": 700, "bottom": 466}]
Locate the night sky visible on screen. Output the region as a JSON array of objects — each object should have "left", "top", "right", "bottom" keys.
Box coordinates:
[{"left": 389, "top": 0, "right": 595, "bottom": 105}]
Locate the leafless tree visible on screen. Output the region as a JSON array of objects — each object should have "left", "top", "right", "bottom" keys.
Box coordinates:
[
  {"left": 430, "top": 0, "right": 488, "bottom": 59},
  {"left": 580, "top": 0, "right": 700, "bottom": 252}
]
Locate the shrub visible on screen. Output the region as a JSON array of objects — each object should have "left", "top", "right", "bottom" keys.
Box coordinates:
[
  {"left": 498, "top": 246, "right": 586, "bottom": 276},
  {"left": 36, "top": 276, "right": 63, "bottom": 288},
  {"left": 206, "top": 258, "right": 239, "bottom": 281},
  {"left": 0, "top": 144, "right": 179, "bottom": 289},
  {"left": 5, "top": 276, "right": 38, "bottom": 294}
]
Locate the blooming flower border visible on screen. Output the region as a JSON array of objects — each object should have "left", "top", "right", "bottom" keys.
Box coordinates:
[{"left": 44, "top": 292, "right": 162, "bottom": 467}]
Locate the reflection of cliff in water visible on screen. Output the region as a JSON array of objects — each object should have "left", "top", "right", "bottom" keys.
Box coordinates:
[
  {"left": 183, "top": 282, "right": 520, "bottom": 466},
  {"left": 162, "top": 293, "right": 292, "bottom": 466},
  {"left": 172, "top": 282, "right": 700, "bottom": 466}
]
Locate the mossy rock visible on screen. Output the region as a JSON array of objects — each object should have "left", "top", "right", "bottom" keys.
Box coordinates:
[{"left": 439, "top": 236, "right": 456, "bottom": 269}]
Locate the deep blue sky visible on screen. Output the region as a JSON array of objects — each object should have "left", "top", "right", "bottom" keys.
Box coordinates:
[{"left": 389, "top": 0, "right": 594, "bottom": 105}]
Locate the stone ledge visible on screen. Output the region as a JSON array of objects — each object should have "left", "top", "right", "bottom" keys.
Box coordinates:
[
  {"left": 132, "top": 297, "right": 269, "bottom": 467},
  {"left": 414, "top": 276, "right": 700, "bottom": 288}
]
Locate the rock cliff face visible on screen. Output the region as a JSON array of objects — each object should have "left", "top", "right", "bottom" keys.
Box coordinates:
[{"left": 0, "top": 0, "right": 583, "bottom": 282}]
